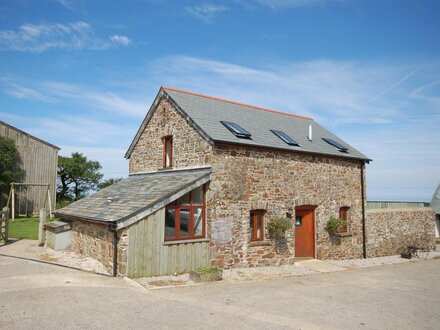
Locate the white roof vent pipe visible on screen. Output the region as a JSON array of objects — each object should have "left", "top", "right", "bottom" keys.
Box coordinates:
[{"left": 308, "top": 124, "right": 313, "bottom": 141}]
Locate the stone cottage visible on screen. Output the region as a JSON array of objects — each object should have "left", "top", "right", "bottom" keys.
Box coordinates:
[{"left": 55, "top": 86, "right": 372, "bottom": 277}]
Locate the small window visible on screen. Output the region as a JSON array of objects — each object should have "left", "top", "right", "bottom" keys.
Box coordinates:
[
  {"left": 220, "top": 121, "right": 252, "bottom": 139},
  {"left": 165, "top": 184, "right": 206, "bottom": 241},
  {"left": 339, "top": 206, "right": 350, "bottom": 233},
  {"left": 162, "top": 136, "right": 173, "bottom": 168},
  {"left": 250, "top": 210, "right": 265, "bottom": 241},
  {"left": 322, "top": 138, "right": 348, "bottom": 153},
  {"left": 271, "top": 130, "right": 299, "bottom": 146}
]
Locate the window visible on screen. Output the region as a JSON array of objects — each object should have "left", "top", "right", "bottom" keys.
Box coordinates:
[
  {"left": 322, "top": 138, "right": 348, "bottom": 153},
  {"left": 339, "top": 206, "right": 350, "bottom": 233},
  {"left": 220, "top": 121, "right": 252, "bottom": 139},
  {"left": 165, "top": 185, "right": 206, "bottom": 241},
  {"left": 162, "top": 136, "right": 173, "bottom": 168},
  {"left": 270, "top": 130, "right": 300, "bottom": 146},
  {"left": 250, "top": 210, "right": 265, "bottom": 241}
]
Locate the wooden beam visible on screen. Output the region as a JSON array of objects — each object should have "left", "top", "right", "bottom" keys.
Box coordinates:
[
  {"left": 11, "top": 184, "right": 15, "bottom": 222},
  {"left": 38, "top": 208, "right": 46, "bottom": 247}
]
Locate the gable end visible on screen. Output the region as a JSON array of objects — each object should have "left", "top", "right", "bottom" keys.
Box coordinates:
[{"left": 125, "top": 88, "right": 213, "bottom": 159}]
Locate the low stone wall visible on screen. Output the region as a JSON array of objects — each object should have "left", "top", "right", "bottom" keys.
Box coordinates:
[
  {"left": 366, "top": 208, "right": 436, "bottom": 257},
  {"left": 70, "top": 220, "right": 127, "bottom": 275}
]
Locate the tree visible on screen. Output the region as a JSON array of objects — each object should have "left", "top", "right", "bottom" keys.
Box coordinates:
[
  {"left": 0, "top": 136, "right": 23, "bottom": 203},
  {"left": 98, "top": 177, "right": 122, "bottom": 190},
  {"left": 57, "top": 152, "right": 103, "bottom": 201}
]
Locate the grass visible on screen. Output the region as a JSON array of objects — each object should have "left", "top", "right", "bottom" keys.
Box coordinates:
[
  {"left": 8, "top": 217, "right": 40, "bottom": 240},
  {"left": 193, "top": 266, "right": 222, "bottom": 274}
]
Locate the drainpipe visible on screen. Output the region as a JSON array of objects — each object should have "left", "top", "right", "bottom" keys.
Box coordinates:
[
  {"left": 110, "top": 223, "right": 118, "bottom": 277},
  {"left": 361, "top": 162, "right": 367, "bottom": 259}
]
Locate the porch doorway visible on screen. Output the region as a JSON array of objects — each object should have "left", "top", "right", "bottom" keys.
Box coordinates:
[{"left": 294, "top": 206, "right": 315, "bottom": 258}]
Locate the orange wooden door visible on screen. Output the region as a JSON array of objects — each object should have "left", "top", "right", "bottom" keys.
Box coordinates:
[{"left": 295, "top": 209, "right": 315, "bottom": 257}]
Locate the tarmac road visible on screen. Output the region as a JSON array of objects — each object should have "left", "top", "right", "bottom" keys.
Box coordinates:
[{"left": 1, "top": 254, "right": 439, "bottom": 329}]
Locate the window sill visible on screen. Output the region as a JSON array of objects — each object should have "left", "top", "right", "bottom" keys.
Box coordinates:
[
  {"left": 164, "top": 238, "right": 209, "bottom": 246},
  {"left": 249, "top": 241, "right": 271, "bottom": 247},
  {"left": 337, "top": 233, "right": 352, "bottom": 238}
]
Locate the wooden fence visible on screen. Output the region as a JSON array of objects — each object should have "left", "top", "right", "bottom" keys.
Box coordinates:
[
  {"left": 127, "top": 208, "right": 210, "bottom": 278},
  {"left": 0, "top": 207, "right": 9, "bottom": 244}
]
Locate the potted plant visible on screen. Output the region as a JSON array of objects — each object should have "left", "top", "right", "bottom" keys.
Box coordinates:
[
  {"left": 268, "top": 216, "right": 291, "bottom": 239},
  {"left": 190, "top": 266, "right": 223, "bottom": 283},
  {"left": 325, "top": 215, "right": 347, "bottom": 241},
  {"left": 268, "top": 216, "right": 291, "bottom": 253}
]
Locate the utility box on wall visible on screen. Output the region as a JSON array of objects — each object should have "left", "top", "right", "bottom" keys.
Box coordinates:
[{"left": 45, "top": 221, "right": 71, "bottom": 251}]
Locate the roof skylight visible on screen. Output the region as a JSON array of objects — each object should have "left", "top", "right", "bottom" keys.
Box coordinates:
[
  {"left": 322, "top": 138, "right": 348, "bottom": 153},
  {"left": 270, "top": 130, "right": 299, "bottom": 146},
  {"left": 220, "top": 121, "right": 252, "bottom": 139}
]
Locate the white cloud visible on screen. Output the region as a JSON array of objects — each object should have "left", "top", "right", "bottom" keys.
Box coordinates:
[
  {"left": 56, "top": 0, "right": 76, "bottom": 10},
  {"left": 1, "top": 78, "right": 147, "bottom": 118},
  {"left": 3, "top": 83, "right": 55, "bottom": 103},
  {"left": 237, "top": 0, "right": 343, "bottom": 10},
  {"left": 185, "top": 3, "right": 228, "bottom": 23},
  {"left": 0, "top": 21, "right": 131, "bottom": 52},
  {"left": 110, "top": 35, "right": 131, "bottom": 46}
]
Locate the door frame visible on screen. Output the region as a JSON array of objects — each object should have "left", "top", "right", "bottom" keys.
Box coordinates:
[{"left": 294, "top": 205, "right": 317, "bottom": 258}]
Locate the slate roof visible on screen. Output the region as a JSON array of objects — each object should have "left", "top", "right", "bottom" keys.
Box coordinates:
[
  {"left": 125, "top": 87, "right": 370, "bottom": 162},
  {"left": 431, "top": 184, "right": 440, "bottom": 214},
  {"left": 54, "top": 167, "right": 211, "bottom": 229}
]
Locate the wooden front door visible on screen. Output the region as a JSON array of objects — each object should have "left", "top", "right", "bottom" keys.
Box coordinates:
[{"left": 295, "top": 208, "right": 315, "bottom": 257}]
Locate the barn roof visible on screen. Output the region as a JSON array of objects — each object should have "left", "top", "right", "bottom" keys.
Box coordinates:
[
  {"left": 431, "top": 184, "right": 440, "bottom": 214},
  {"left": 125, "top": 86, "right": 371, "bottom": 162},
  {"left": 54, "top": 167, "right": 211, "bottom": 230},
  {"left": 0, "top": 120, "right": 60, "bottom": 150}
]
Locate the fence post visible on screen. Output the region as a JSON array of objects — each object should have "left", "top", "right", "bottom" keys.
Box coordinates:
[
  {"left": 11, "top": 184, "right": 15, "bottom": 222},
  {"left": 38, "top": 208, "right": 46, "bottom": 247}
]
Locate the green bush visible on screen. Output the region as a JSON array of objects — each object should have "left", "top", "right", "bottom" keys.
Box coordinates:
[
  {"left": 268, "top": 216, "right": 291, "bottom": 238},
  {"left": 325, "top": 216, "right": 347, "bottom": 234}
]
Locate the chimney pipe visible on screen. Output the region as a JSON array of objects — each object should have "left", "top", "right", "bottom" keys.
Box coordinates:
[{"left": 308, "top": 124, "right": 312, "bottom": 141}]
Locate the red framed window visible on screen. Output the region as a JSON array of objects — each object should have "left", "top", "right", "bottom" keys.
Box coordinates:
[
  {"left": 339, "top": 206, "right": 350, "bottom": 233},
  {"left": 165, "top": 184, "right": 206, "bottom": 241},
  {"left": 250, "top": 210, "right": 265, "bottom": 241},
  {"left": 162, "top": 136, "right": 173, "bottom": 168}
]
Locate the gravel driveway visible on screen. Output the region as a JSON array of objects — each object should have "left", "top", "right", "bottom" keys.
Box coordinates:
[{"left": 1, "top": 253, "right": 439, "bottom": 329}]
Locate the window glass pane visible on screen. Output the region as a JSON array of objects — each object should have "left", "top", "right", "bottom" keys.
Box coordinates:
[
  {"left": 178, "top": 192, "right": 190, "bottom": 206},
  {"left": 250, "top": 212, "right": 254, "bottom": 240},
  {"left": 165, "top": 139, "right": 172, "bottom": 166},
  {"left": 193, "top": 208, "right": 203, "bottom": 236},
  {"left": 165, "top": 209, "right": 176, "bottom": 238},
  {"left": 180, "top": 209, "right": 190, "bottom": 236},
  {"left": 192, "top": 186, "right": 203, "bottom": 205},
  {"left": 257, "top": 212, "right": 263, "bottom": 239}
]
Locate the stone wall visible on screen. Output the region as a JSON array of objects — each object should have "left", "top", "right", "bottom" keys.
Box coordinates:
[
  {"left": 208, "top": 143, "right": 365, "bottom": 268},
  {"left": 366, "top": 208, "right": 436, "bottom": 257},
  {"left": 71, "top": 220, "right": 128, "bottom": 275},
  {"left": 127, "top": 98, "right": 367, "bottom": 269},
  {"left": 129, "top": 97, "right": 212, "bottom": 174}
]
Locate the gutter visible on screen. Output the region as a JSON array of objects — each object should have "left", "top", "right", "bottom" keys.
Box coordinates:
[
  {"left": 110, "top": 223, "right": 118, "bottom": 277},
  {"left": 361, "top": 161, "right": 367, "bottom": 259}
]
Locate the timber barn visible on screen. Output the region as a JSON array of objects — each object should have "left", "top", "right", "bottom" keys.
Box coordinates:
[{"left": 0, "top": 121, "right": 60, "bottom": 215}]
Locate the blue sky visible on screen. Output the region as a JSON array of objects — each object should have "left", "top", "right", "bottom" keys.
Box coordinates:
[{"left": 1, "top": 0, "right": 439, "bottom": 201}]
